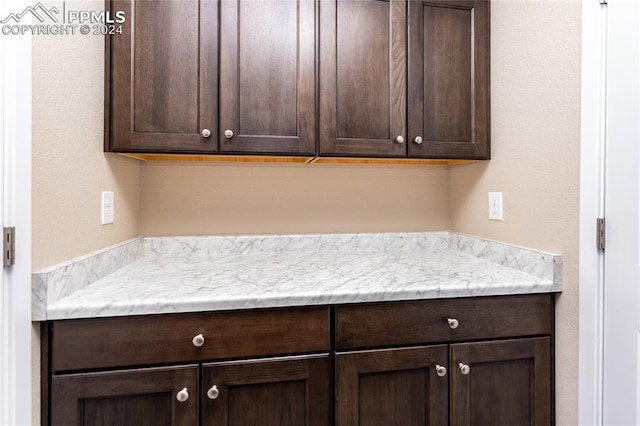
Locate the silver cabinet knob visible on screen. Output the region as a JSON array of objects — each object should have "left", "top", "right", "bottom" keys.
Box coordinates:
[
  {"left": 224, "top": 129, "right": 234, "bottom": 139},
  {"left": 435, "top": 365, "right": 447, "bottom": 377},
  {"left": 192, "top": 334, "right": 205, "bottom": 347},
  {"left": 447, "top": 318, "right": 459, "bottom": 329},
  {"left": 201, "top": 129, "right": 211, "bottom": 138},
  {"left": 207, "top": 385, "right": 220, "bottom": 400},
  {"left": 176, "top": 387, "right": 190, "bottom": 402},
  {"left": 459, "top": 363, "right": 470, "bottom": 375},
  {"left": 394, "top": 135, "right": 405, "bottom": 144},
  {"left": 413, "top": 136, "right": 423, "bottom": 145}
]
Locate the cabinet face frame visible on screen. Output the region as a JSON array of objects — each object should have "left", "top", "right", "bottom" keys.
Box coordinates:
[
  {"left": 407, "top": 0, "right": 490, "bottom": 159},
  {"left": 335, "top": 345, "right": 449, "bottom": 426},
  {"left": 106, "top": 0, "right": 218, "bottom": 153},
  {"left": 201, "top": 355, "right": 330, "bottom": 426},
  {"left": 50, "top": 365, "right": 198, "bottom": 426}
]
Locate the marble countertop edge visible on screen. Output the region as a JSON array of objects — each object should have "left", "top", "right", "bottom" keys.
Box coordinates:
[
  {"left": 34, "top": 231, "right": 562, "bottom": 321},
  {"left": 45, "top": 281, "right": 560, "bottom": 321}
]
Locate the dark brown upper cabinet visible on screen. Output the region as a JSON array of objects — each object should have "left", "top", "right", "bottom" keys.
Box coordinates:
[
  {"left": 107, "top": 0, "right": 218, "bottom": 153},
  {"left": 408, "top": 0, "right": 490, "bottom": 159},
  {"left": 106, "top": 0, "right": 489, "bottom": 160},
  {"left": 218, "top": 0, "right": 316, "bottom": 155},
  {"left": 319, "top": 0, "right": 407, "bottom": 157},
  {"left": 320, "top": 0, "right": 489, "bottom": 159},
  {"left": 107, "top": 0, "right": 316, "bottom": 156}
]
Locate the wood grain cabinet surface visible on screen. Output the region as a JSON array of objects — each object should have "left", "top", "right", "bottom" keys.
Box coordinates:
[
  {"left": 334, "top": 294, "right": 553, "bottom": 426},
  {"left": 407, "top": 0, "right": 490, "bottom": 159},
  {"left": 106, "top": 0, "right": 315, "bottom": 155},
  {"left": 48, "top": 307, "right": 331, "bottom": 426},
  {"left": 45, "top": 295, "right": 552, "bottom": 426},
  {"left": 107, "top": 0, "right": 218, "bottom": 153},
  {"left": 105, "top": 0, "right": 490, "bottom": 160}
]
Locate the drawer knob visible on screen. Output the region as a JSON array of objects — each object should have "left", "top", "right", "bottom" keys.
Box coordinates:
[
  {"left": 394, "top": 135, "right": 405, "bottom": 144},
  {"left": 435, "top": 365, "right": 447, "bottom": 377},
  {"left": 201, "top": 129, "right": 212, "bottom": 138},
  {"left": 224, "top": 129, "right": 234, "bottom": 139},
  {"left": 458, "top": 363, "right": 470, "bottom": 375},
  {"left": 413, "top": 136, "right": 423, "bottom": 145},
  {"left": 207, "top": 385, "right": 220, "bottom": 400},
  {"left": 447, "top": 318, "right": 459, "bottom": 329},
  {"left": 192, "top": 334, "right": 205, "bottom": 347},
  {"left": 176, "top": 387, "right": 190, "bottom": 403}
]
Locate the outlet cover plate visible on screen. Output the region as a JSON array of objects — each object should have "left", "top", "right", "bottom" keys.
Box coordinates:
[
  {"left": 488, "top": 192, "right": 503, "bottom": 221},
  {"left": 102, "top": 191, "right": 114, "bottom": 225}
]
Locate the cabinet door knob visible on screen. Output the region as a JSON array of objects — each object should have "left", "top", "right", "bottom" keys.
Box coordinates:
[
  {"left": 192, "top": 334, "right": 205, "bottom": 347},
  {"left": 201, "top": 129, "right": 212, "bottom": 138},
  {"left": 394, "top": 135, "right": 405, "bottom": 144},
  {"left": 207, "top": 385, "right": 220, "bottom": 400},
  {"left": 413, "top": 136, "right": 423, "bottom": 145},
  {"left": 224, "top": 129, "right": 234, "bottom": 139},
  {"left": 176, "top": 387, "right": 190, "bottom": 402},
  {"left": 435, "top": 365, "right": 447, "bottom": 377},
  {"left": 447, "top": 318, "right": 459, "bottom": 329},
  {"left": 458, "top": 363, "right": 470, "bottom": 375}
]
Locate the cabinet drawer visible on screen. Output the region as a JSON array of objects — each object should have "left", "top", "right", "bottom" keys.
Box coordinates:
[
  {"left": 52, "top": 307, "right": 330, "bottom": 372},
  {"left": 335, "top": 294, "right": 553, "bottom": 349}
]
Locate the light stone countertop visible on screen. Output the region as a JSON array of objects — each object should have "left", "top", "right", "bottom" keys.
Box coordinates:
[{"left": 32, "top": 232, "right": 562, "bottom": 321}]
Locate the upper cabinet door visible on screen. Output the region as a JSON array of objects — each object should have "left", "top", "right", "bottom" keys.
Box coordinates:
[
  {"left": 320, "top": 0, "right": 407, "bottom": 157},
  {"left": 108, "top": 0, "right": 218, "bottom": 153},
  {"left": 408, "top": 0, "right": 489, "bottom": 159},
  {"left": 219, "top": 0, "right": 316, "bottom": 155}
]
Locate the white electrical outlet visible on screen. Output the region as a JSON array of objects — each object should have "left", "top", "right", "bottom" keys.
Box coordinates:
[
  {"left": 488, "top": 192, "right": 503, "bottom": 221},
  {"left": 102, "top": 191, "right": 114, "bottom": 225}
]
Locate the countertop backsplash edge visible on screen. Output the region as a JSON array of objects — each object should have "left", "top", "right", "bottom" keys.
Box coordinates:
[
  {"left": 33, "top": 231, "right": 562, "bottom": 321},
  {"left": 32, "top": 237, "right": 145, "bottom": 321}
]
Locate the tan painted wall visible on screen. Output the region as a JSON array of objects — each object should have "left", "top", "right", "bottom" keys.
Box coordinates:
[
  {"left": 32, "top": 0, "right": 141, "bottom": 272},
  {"left": 31, "top": 1, "right": 141, "bottom": 423},
  {"left": 140, "top": 162, "right": 450, "bottom": 236},
  {"left": 450, "top": 1, "right": 581, "bottom": 424}
]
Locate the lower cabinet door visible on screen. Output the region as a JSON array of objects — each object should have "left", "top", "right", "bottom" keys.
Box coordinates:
[
  {"left": 450, "top": 337, "right": 551, "bottom": 426},
  {"left": 335, "top": 345, "right": 449, "bottom": 426},
  {"left": 201, "top": 354, "right": 330, "bottom": 426},
  {"left": 51, "top": 365, "right": 198, "bottom": 426}
]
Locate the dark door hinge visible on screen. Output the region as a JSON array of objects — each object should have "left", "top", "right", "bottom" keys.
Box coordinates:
[
  {"left": 3, "top": 227, "right": 15, "bottom": 267},
  {"left": 600, "top": 0, "right": 607, "bottom": 5},
  {"left": 597, "top": 218, "right": 605, "bottom": 251}
]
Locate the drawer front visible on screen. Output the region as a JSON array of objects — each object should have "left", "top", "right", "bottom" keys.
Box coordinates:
[
  {"left": 52, "top": 307, "right": 330, "bottom": 372},
  {"left": 335, "top": 294, "right": 553, "bottom": 349}
]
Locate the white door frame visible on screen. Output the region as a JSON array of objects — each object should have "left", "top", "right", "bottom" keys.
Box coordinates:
[
  {"left": 601, "top": 0, "right": 640, "bottom": 423},
  {"left": 578, "top": 0, "right": 607, "bottom": 423},
  {"left": 0, "top": 0, "right": 32, "bottom": 423},
  {"left": 579, "top": 0, "right": 640, "bottom": 424}
]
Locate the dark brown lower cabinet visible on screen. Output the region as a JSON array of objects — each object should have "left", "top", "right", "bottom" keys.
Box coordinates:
[
  {"left": 336, "top": 346, "right": 449, "bottom": 426},
  {"left": 335, "top": 337, "right": 551, "bottom": 426},
  {"left": 202, "top": 355, "right": 330, "bottom": 426},
  {"left": 51, "top": 365, "right": 198, "bottom": 426},
  {"left": 50, "top": 355, "right": 329, "bottom": 426},
  {"left": 450, "top": 337, "right": 551, "bottom": 426},
  {"left": 46, "top": 296, "right": 554, "bottom": 426}
]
